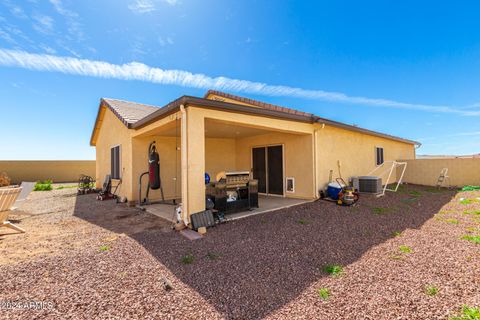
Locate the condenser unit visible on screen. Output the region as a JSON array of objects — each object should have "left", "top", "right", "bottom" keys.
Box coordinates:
[{"left": 352, "top": 176, "right": 382, "bottom": 194}]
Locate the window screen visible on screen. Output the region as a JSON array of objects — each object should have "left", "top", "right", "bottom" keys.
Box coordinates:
[
  {"left": 375, "top": 147, "right": 384, "bottom": 166},
  {"left": 111, "top": 145, "right": 121, "bottom": 179}
]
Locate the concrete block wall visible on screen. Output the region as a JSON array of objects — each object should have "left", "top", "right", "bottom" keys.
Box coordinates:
[
  {"left": 0, "top": 160, "right": 96, "bottom": 183},
  {"left": 398, "top": 158, "right": 480, "bottom": 187}
]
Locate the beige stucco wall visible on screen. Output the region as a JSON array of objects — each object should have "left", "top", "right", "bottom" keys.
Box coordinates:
[
  {"left": 94, "top": 103, "right": 417, "bottom": 218},
  {"left": 399, "top": 158, "right": 480, "bottom": 187},
  {"left": 205, "top": 138, "right": 237, "bottom": 177},
  {"left": 0, "top": 160, "right": 95, "bottom": 183},
  {"left": 95, "top": 106, "right": 133, "bottom": 200},
  {"left": 236, "top": 132, "right": 315, "bottom": 199},
  {"left": 315, "top": 124, "right": 416, "bottom": 191},
  {"left": 130, "top": 136, "right": 236, "bottom": 203},
  {"left": 132, "top": 136, "right": 181, "bottom": 203}
]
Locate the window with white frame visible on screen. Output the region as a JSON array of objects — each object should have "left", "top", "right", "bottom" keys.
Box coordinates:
[
  {"left": 375, "top": 147, "right": 384, "bottom": 166},
  {"left": 111, "top": 145, "right": 121, "bottom": 179}
]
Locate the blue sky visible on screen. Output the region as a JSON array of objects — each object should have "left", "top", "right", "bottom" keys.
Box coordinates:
[{"left": 0, "top": 0, "right": 479, "bottom": 160}]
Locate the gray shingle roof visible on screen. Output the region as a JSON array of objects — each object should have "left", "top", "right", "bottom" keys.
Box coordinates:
[{"left": 102, "top": 98, "right": 159, "bottom": 126}]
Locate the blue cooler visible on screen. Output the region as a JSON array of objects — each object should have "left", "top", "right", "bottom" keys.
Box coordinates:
[{"left": 327, "top": 182, "right": 343, "bottom": 200}]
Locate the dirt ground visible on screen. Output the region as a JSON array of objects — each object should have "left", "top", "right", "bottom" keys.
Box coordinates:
[
  {"left": 0, "top": 185, "right": 171, "bottom": 265},
  {"left": 1, "top": 184, "right": 479, "bottom": 319}
]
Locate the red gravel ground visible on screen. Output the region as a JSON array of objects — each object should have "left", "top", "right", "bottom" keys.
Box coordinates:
[{"left": 1, "top": 184, "right": 479, "bottom": 319}]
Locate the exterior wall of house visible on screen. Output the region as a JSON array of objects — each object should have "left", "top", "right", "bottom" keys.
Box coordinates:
[
  {"left": 180, "top": 105, "right": 317, "bottom": 219},
  {"left": 235, "top": 132, "right": 315, "bottom": 199},
  {"left": 95, "top": 107, "right": 133, "bottom": 201},
  {"left": 130, "top": 136, "right": 237, "bottom": 203},
  {"left": 315, "top": 124, "right": 416, "bottom": 192},
  {"left": 94, "top": 103, "right": 417, "bottom": 220},
  {"left": 205, "top": 138, "right": 237, "bottom": 177},
  {"left": 131, "top": 136, "right": 181, "bottom": 203}
]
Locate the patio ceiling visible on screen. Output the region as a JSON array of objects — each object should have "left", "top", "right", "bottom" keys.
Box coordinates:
[{"left": 142, "top": 119, "right": 300, "bottom": 139}]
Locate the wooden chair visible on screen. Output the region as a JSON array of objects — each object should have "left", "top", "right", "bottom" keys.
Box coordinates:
[{"left": 0, "top": 186, "right": 25, "bottom": 233}]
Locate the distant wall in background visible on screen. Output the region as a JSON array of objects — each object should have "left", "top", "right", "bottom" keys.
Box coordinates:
[
  {"left": 0, "top": 161, "right": 96, "bottom": 183},
  {"left": 398, "top": 158, "right": 480, "bottom": 187}
]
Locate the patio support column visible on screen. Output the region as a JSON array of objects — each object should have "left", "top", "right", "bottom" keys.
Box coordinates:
[{"left": 180, "top": 106, "right": 205, "bottom": 225}]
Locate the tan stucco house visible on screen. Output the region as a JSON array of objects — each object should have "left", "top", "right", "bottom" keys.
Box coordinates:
[{"left": 90, "top": 90, "right": 419, "bottom": 223}]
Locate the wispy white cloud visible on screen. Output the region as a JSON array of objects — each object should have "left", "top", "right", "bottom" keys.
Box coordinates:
[
  {"left": 129, "top": 0, "right": 156, "bottom": 13},
  {"left": 128, "top": 0, "right": 178, "bottom": 13},
  {"left": 10, "top": 5, "right": 28, "bottom": 19},
  {"left": 39, "top": 44, "right": 56, "bottom": 54},
  {"left": 158, "top": 36, "right": 174, "bottom": 46},
  {"left": 0, "top": 28, "right": 16, "bottom": 44},
  {"left": 0, "top": 48, "right": 479, "bottom": 116},
  {"left": 49, "top": 0, "right": 84, "bottom": 41},
  {"left": 1, "top": 0, "right": 28, "bottom": 19},
  {"left": 32, "top": 15, "right": 54, "bottom": 34}
]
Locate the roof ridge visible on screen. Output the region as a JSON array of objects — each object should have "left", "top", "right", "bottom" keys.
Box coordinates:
[
  {"left": 204, "top": 90, "right": 314, "bottom": 117},
  {"left": 102, "top": 97, "right": 160, "bottom": 109}
]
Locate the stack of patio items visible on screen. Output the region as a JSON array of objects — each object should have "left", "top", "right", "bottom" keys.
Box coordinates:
[{"left": 206, "top": 171, "right": 258, "bottom": 217}]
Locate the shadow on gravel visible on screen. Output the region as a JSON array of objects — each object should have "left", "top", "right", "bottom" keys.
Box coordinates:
[
  {"left": 74, "top": 185, "right": 456, "bottom": 319},
  {"left": 72, "top": 194, "right": 171, "bottom": 235}
]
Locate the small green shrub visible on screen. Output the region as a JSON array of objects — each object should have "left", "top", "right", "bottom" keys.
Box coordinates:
[
  {"left": 317, "top": 288, "right": 330, "bottom": 300},
  {"left": 449, "top": 305, "right": 480, "bottom": 320},
  {"left": 392, "top": 231, "right": 402, "bottom": 237},
  {"left": 463, "top": 210, "right": 480, "bottom": 215},
  {"left": 461, "top": 235, "right": 480, "bottom": 244},
  {"left": 206, "top": 252, "right": 220, "bottom": 260},
  {"left": 297, "top": 218, "right": 309, "bottom": 225},
  {"left": 460, "top": 199, "right": 473, "bottom": 205},
  {"left": 425, "top": 285, "right": 439, "bottom": 296},
  {"left": 55, "top": 185, "right": 77, "bottom": 190},
  {"left": 438, "top": 210, "right": 455, "bottom": 215},
  {"left": 444, "top": 219, "right": 460, "bottom": 225},
  {"left": 34, "top": 180, "right": 53, "bottom": 191},
  {"left": 409, "top": 190, "right": 422, "bottom": 197},
  {"left": 399, "top": 245, "right": 412, "bottom": 253},
  {"left": 181, "top": 254, "right": 195, "bottom": 264},
  {"left": 372, "top": 207, "right": 390, "bottom": 215},
  {"left": 322, "top": 264, "right": 343, "bottom": 276},
  {"left": 99, "top": 245, "right": 110, "bottom": 252}
]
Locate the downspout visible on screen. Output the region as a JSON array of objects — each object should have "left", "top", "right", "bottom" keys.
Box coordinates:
[
  {"left": 313, "top": 129, "right": 319, "bottom": 198},
  {"left": 180, "top": 105, "right": 189, "bottom": 226},
  {"left": 314, "top": 122, "right": 325, "bottom": 198}
]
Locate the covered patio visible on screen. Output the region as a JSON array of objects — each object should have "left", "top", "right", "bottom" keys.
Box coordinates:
[
  {"left": 130, "top": 105, "right": 316, "bottom": 224},
  {"left": 144, "top": 195, "right": 312, "bottom": 223}
]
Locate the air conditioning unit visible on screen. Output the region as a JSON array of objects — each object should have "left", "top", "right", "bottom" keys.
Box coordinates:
[{"left": 351, "top": 176, "right": 382, "bottom": 194}]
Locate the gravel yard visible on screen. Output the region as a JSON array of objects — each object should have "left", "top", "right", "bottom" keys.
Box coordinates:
[{"left": 1, "top": 184, "right": 479, "bottom": 319}]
